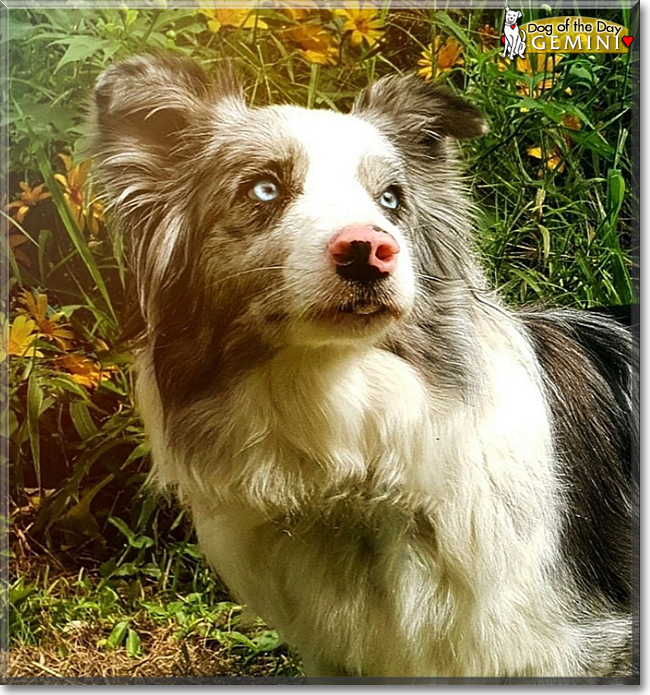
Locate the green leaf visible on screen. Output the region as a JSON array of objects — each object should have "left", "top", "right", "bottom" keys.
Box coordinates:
[
  {"left": 605, "top": 169, "right": 625, "bottom": 221},
  {"left": 30, "top": 141, "right": 117, "bottom": 327},
  {"left": 126, "top": 628, "right": 142, "bottom": 658},
  {"left": 538, "top": 225, "right": 551, "bottom": 265},
  {"left": 69, "top": 401, "right": 98, "bottom": 441},
  {"left": 142, "top": 602, "right": 169, "bottom": 617},
  {"left": 3, "top": 19, "right": 34, "bottom": 44},
  {"left": 108, "top": 516, "right": 153, "bottom": 549},
  {"left": 252, "top": 630, "right": 281, "bottom": 653},
  {"left": 38, "top": 229, "right": 53, "bottom": 280},
  {"left": 52, "top": 37, "right": 111, "bottom": 72},
  {"left": 26, "top": 374, "right": 43, "bottom": 489},
  {"left": 564, "top": 62, "right": 596, "bottom": 88},
  {"left": 509, "top": 266, "right": 543, "bottom": 298},
  {"left": 567, "top": 129, "right": 615, "bottom": 161},
  {"left": 514, "top": 96, "right": 564, "bottom": 122},
  {"left": 10, "top": 583, "right": 36, "bottom": 608},
  {"left": 8, "top": 410, "right": 20, "bottom": 438},
  {"left": 105, "top": 620, "right": 129, "bottom": 649},
  {"left": 113, "top": 563, "right": 138, "bottom": 577},
  {"left": 601, "top": 169, "right": 633, "bottom": 303},
  {"left": 45, "top": 374, "right": 89, "bottom": 399},
  {"left": 121, "top": 441, "right": 150, "bottom": 468},
  {"left": 433, "top": 11, "right": 471, "bottom": 47},
  {"left": 107, "top": 516, "right": 135, "bottom": 545},
  {"left": 227, "top": 631, "right": 257, "bottom": 650}
]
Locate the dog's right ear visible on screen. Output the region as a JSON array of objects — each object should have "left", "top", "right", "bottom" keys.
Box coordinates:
[
  {"left": 90, "top": 54, "right": 243, "bottom": 203},
  {"left": 89, "top": 54, "right": 244, "bottom": 322}
]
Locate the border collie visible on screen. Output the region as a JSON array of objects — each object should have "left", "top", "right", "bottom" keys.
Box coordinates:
[{"left": 90, "top": 54, "right": 636, "bottom": 679}]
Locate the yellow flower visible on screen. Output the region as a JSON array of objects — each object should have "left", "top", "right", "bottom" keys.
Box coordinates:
[
  {"left": 418, "top": 37, "right": 464, "bottom": 81},
  {"left": 54, "top": 154, "right": 104, "bottom": 236},
  {"left": 18, "top": 290, "right": 75, "bottom": 350},
  {"left": 333, "top": 3, "right": 384, "bottom": 47},
  {"left": 417, "top": 44, "right": 435, "bottom": 81},
  {"left": 1, "top": 315, "right": 43, "bottom": 362},
  {"left": 516, "top": 54, "right": 564, "bottom": 99},
  {"left": 527, "top": 145, "right": 565, "bottom": 173},
  {"left": 284, "top": 24, "right": 340, "bottom": 65},
  {"left": 58, "top": 354, "right": 109, "bottom": 389},
  {"left": 197, "top": 2, "right": 267, "bottom": 32},
  {"left": 6, "top": 182, "right": 51, "bottom": 224},
  {"left": 87, "top": 199, "right": 104, "bottom": 238}
]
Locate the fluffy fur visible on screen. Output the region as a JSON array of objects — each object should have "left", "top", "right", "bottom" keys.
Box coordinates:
[{"left": 90, "top": 54, "right": 637, "bottom": 679}]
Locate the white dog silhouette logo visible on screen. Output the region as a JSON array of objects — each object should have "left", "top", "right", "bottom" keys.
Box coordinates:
[{"left": 501, "top": 6, "right": 526, "bottom": 60}]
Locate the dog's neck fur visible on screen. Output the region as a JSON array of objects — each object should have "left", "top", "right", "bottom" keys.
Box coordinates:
[{"left": 140, "top": 299, "right": 559, "bottom": 535}]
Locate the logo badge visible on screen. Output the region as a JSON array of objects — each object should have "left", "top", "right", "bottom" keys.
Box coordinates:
[{"left": 501, "top": 5, "right": 527, "bottom": 61}]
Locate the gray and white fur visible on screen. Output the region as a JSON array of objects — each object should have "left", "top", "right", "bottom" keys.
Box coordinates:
[{"left": 90, "top": 55, "right": 636, "bottom": 679}]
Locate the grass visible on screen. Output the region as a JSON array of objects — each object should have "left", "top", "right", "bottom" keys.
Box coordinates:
[{"left": 7, "top": 522, "right": 301, "bottom": 679}]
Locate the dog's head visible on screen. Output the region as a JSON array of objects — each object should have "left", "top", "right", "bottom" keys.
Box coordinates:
[
  {"left": 504, "top": 7, "right": 522, "bottom": 25},
  {"left": 91, "top": 55, "right": 485, "bottom": 401}
]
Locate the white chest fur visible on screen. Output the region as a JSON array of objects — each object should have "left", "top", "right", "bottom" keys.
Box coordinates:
[{"left": 139, "top": 333, "right": 581, "bottom": 676}]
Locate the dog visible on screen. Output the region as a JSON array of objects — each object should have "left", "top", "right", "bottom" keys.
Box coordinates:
[
  {"left": 90, "top": 54, "right": 636, "bottom": 679},
  {"left": 502, "top": 7, "right": 527, "bottom": 60}
]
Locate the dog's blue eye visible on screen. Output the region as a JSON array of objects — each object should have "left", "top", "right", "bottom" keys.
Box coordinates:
[
  {"left": 249, "top": 179, "right": 280, "bottom": 202},
  {"left": 379, "top": 187, "right": 400, "bottom": 211}
]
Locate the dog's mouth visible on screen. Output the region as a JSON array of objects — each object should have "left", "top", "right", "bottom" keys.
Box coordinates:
[
  {"left": 287, "top": 278, "right": 411, "bottom": 344},
  {"left": 314, "top": 285, "right": 403, "bottom": 324},
  {"left": 337, "top": 300, "right": 389, "bottom": 316}
]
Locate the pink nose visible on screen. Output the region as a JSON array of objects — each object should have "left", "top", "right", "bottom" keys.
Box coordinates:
[{"left": 329, "top": 226, "right": 400, "bottom": 282}]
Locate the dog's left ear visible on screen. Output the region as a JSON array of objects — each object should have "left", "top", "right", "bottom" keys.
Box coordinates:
[
  {"left": 352, "top": 74, "right": 487, "bottom": 152},
  {"left": 517, "top": 10, "right": 522, "bottom": 19}
]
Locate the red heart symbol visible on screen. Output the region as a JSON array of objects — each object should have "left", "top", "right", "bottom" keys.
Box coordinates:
[
  {"left": 501, "top": 36, "right": 505, "bottom": 43},
  {"left": 623, "top": 35, "right": 633, "bottom": 47},
  {"left": 510, "top": 24, "right": 516, "bottom": 29}
]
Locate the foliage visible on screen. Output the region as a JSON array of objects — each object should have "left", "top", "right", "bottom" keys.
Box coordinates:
[
  {"left": 4, "top": 2, "right": 636, "bottom": 675},
  {"left": 8, "top": 542, "right": 299, "bottom": 675}
]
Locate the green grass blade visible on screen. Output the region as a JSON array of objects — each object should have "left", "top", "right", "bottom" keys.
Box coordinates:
[
  {"left": 32, "top": 144, "right": 117, "bottom": 327},
  {"left": 26, "top": 372, "right": 43, "bottom": 490}
]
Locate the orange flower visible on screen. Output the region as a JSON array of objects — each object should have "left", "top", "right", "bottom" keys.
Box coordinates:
[
  {"left": 333, "top": 3, "right": 384, "bottom": 47},
  {"left": 284, "top": 24, "right": 340, "bottom": 65},
  {"left": 6, "top": 182, "right": 50, "bottom": 224},
  {"left": 562, "top": 114, "right": 582, "bottom": 131},
  {"left": 418, "top": 36, "right": 464, "bottom": 81},
  {"left": 560, "top": 113, "right": 582, "bottom": 148},
  {"left": 58, "top": 354, "right": 110, "bottom": 389},
  {"left": 18, "top": 290, "right": 75, "bottom": 350},
  {"left": 54, "top": 154, "right": 104, "bottom": 236},
  {"left": 479, "top": 24, "right": 497, "bottom": 51}
]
